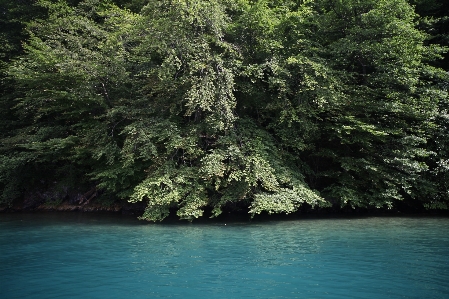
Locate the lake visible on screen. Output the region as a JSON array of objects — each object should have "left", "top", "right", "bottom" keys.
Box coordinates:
[{"left": 1, "top": 213, "right": 448, "bottom": 299}]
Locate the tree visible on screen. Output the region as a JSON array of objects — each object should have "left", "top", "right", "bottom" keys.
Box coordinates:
[
  {"left": 2, "top": 0, "right": 447, "bottom": 219},
  {"left": 408, "top": 0, "right": 449, "bottom": 209},
  {"left": 2, "top": 0, "right": 137, "bottom": 205},
  {"left": 301, "top": 0, "right": 447, "bottom": 209},
  {"left": 122, "top": 0, "right": 327, "bottom": 220}
]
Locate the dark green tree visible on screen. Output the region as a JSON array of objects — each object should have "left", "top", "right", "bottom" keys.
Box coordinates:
[
  {"left": 302, "top": 0, "right": 447, "bottom": 209},
  {"left": 2, "top": 0, "right": 137, "bottom": 205},
  {"left": 2, "top": 0, "right": 447, "bottom": 218},
  {"left": 409, "top": 0, "right": 449, "bottom": 209}
]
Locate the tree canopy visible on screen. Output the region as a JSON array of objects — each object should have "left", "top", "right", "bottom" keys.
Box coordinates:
[{"left": 1, "top": 0, "right": 448, "bottom": 220}]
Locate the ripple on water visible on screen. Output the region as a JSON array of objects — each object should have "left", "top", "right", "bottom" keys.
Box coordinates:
[{"left": 1, "top": 214, "right": 449, "bottom": 299}]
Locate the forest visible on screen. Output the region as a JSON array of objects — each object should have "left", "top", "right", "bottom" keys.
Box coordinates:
[{"left": 0, "top": 0, "right": 448, "bottom": 221}]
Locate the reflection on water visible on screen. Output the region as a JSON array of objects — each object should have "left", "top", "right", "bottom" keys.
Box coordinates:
[{"left": 1, "top": 213, "right": 449, "bottom": 299}]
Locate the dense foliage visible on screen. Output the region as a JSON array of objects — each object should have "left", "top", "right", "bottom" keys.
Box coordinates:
[{"left": 1, "top": 0, "right": 448, "bottom": 221}]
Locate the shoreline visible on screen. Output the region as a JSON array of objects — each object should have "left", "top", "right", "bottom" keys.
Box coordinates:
[{"left": 2, "top": 199, "right": 448, "bottom": 223}]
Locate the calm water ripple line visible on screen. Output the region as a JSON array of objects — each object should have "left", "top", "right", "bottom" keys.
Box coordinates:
[{"left": 1, "top": 213, "right": 448, "bottom": 299}]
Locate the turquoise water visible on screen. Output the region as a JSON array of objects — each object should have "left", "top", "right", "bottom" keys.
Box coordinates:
[{"left": 1, "top": 213, "right": 448, "bottom": 299}]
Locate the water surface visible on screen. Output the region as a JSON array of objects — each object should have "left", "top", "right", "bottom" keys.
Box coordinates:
[{"left": 1, "top": 213, "right": 448, "bottom": 298}]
